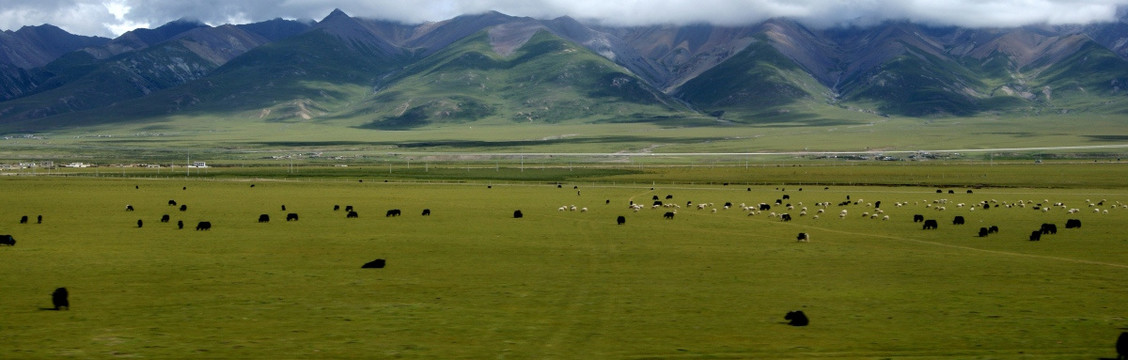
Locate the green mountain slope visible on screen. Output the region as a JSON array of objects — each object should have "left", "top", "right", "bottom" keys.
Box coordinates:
[
  {"left": 674, "top": 38, "right": 832, "bottom": 123},
  {"left": 353, "top": 30, "right": 689, "bottom": 129}
]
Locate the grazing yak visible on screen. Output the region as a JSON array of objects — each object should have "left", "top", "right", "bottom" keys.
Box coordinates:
[
  {"left": 37, "top": 215, "right": 41, "bottom": 224},
  {"left": 51, "top": 287, "right": 69, "bottom": 310},
  {"left": 978, "top": 227, "right": 990, "bottom": 237},
  {"left": 20, "top": 215, "right": 28, "bottom": 224},
  {"left": 362, "top": 259, "right": 386, "bottom": 269},
  {"left": 1065, "top": 219, "right": 1082, "bottom": 229},
  {"left": 333, "top": 205, "right": 340, "bottom": 211},
  {"left": 386, "top": 209, "right": 401, "bottom": 217},
  {"left": 168, "top": 200, "right": 177, "bottom": 206},
  {"left": 923, "top": 219, "right": 938, "bottom": 230},
  {"left": 286, "top": 213, "right": 299, "bottom": 221},
  {"left": 988, "top": 225, "right": 999, "bottom": 234},
  {"left": 345, "top": 205, "right": 354, "bottom": 212},
  {"left": 177, "top": 220, "right": 184, "bottom": 230},
  {"left": 1117, "top": 332, "right": 1128, "bottom": 360},
  {"left": 617, "top": 216, "right": 626, "bottom": 225},
  {"left": 161, "top": 214, "right": 170, "bottom": 223},
  {"left": 196, "top": 221, "right": 212, "bottom": 231},
  {"left": 258, "top": 214, "right": 270, "bottom": 223},
  {"left": 281, "top": 205, "right": 286, "bottom": 211},
  {"left": 953, "top": 216, "right": 965, "bottom": 225},
  {"left": 785, "top": 311, "right": 809, "bottom": 326},
  {"left": 137, "top": 219, "right": 143, "bottom": 228},
  {"left": 781, "top": 213, "right": 792, "bottom": 222},
  {"left": 913, "top": 214, "right": 925, "bottom": 223},
  {"left": 346, "top": 211, "right": 359, "bottom": 218},
  {"left": 1029, "top": 231, "right": 1042, "bottom": 241},
  {"left": 1040, "top": 223, "right": 1058, "bottom": 235},
  {"left": 797, "top": 232, "right": 810, "bottom": 242},
  {"left": 179, "top": 204, "right": 187, "bottom": 212},
  {"left": 0, "top": 235, "right": 15, "bottom": 246},
  {"left": 126, "top": 205, "right": 134, "bottom": 211},
  {"left": 663, "top": 211, "right": 675, "bottom": 219},
  {"left": 421, "top": 209, "right": 431, "bottom": 216},
  {"left": 513, "top": 210, "right": 523, "bottom": 219}
]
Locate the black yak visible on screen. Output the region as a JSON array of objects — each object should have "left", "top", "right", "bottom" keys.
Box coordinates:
[
  {"left": 51, "top": 287, "right": 69, "bottom": 310},
  {"left": 1117, "top": 332, "right": 1128, "bottom": 360},
  {"left": 196, "top": 221, "right": 212, "bottom": 231},
  {"left": 161, "top": 214, "right": 170, "bottom": 223},
  {"left": 617, "top": 216, "right": 626, "bottom": 225},
  {"left": 953, "top": 216, "right": 965, "bottom": 225},
  {"left": 362, "top": 259, "right": 386, "bottom": 269},
  {"left": 0, "top": 235, "right": 14, "bottom": 246},
  {"left": 1040, "top": 223, "right": 1057, "bottom": 235},
  {"left": 923, "top": 219, "right": 938, "bottom": 230},
  {"left": 421, "top": 209, "right": 431, "bottom": 216},
  {"left": 385, "top": 209, "right": 401, "bottom": 217},
  {"left": 785, "top": 311, "right": 808, "bottom": 326},
  {"left": 913, "top": 214, "right": 924, "bottom": 223},
  {"left": 286, "top": 213, "right": 299, "bottom": 221},
  {"left": 347, "top": 211, "right": 359, "bottom": 218},
  {"left": 513, "top": 210, "right": 523, "bottom": 218},
  {"left": 1065, "top": 219, "right": 1081, "bottom": 229},
  {"left": 258, "top": 214, "right": 270, "bottom": 223},
  {"left": 797, "top": 233, "right": 809, "bottom": 242},
  {"left": 663, "top": 212, "right": 675, "bottom": 219}
]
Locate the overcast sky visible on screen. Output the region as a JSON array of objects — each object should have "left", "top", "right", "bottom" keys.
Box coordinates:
[{"left": 3, "top": 0, "right": 1128, "bottom": 38}]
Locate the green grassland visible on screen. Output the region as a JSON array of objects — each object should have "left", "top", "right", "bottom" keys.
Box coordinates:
[{"left": 2, "top": 165, "right": 1128, "bottom": 359}]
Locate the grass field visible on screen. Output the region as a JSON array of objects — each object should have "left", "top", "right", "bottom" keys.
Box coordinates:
[{"left": 2, "top": 165, "right": 1127, "bottom": 359}]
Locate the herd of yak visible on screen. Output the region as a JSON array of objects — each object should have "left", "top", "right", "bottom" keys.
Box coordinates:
[{"left": 3, "top": 183, "right": 1127, "bottom": 355}]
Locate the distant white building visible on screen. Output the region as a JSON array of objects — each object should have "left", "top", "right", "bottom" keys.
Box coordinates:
[
  {"left": 65, "top": 162, "right": 91, "bottom": 168},
  {"left": 188, "top": 162, "right": 208, "bottom": 168}
]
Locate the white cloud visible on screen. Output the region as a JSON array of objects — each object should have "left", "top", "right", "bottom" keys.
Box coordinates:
[{"left": 0, "top": 0, "right": 1126, "bottom": 38}]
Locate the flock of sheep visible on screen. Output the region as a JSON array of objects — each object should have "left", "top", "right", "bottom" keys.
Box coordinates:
[{"left": 548, "top": 186, "right": 1122, "bottom": 243}]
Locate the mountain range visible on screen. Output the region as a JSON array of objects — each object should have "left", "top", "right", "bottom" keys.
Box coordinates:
[{"left": 2, "top": 9, "right": 1128, "bottom": 133}]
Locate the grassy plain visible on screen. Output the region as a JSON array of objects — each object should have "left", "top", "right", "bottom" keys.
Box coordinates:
[{"left": 1, "top": 164, "right": 1128, "bottom": 359}]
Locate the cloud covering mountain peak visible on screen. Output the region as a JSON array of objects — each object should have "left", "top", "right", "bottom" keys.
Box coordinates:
[{"left": 2, "top": 0, "right": 1127, "bottom": 38}]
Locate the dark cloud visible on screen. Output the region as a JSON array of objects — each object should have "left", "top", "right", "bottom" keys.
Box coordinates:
[{"left": 2, "top": 0, "right": 1127, "bottom": 38}]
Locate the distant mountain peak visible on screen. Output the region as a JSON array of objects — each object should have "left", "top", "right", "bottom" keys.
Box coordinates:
[{"left": 322, "top": 8, "right": 351, "bottom": 22}]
